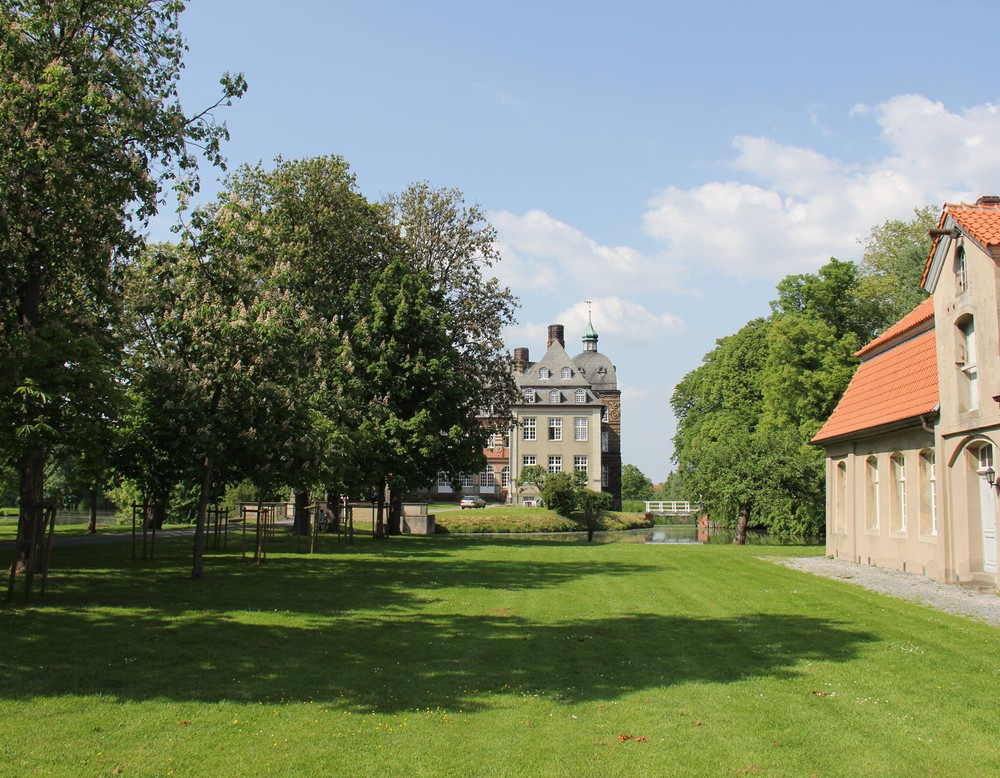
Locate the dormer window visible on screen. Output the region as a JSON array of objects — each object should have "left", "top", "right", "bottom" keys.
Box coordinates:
[
  {"left": 561, "top": 367, "right": 571, "bottom": 379},
  {"left": 575, "top": 389, "right": 587, "bottom": 403},
  {"left": 548, "top": 389, "right": 561, "bottom": 404},
  {"left": 523, "top": 388, "right": 536, "bottom": 403},
  {"left": 539, "top": 367, "right": 550, "bottom": 380}
]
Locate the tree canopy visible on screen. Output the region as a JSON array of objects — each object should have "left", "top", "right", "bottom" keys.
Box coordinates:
[{"left": 671, "top": 208, "right": 935, "bottom": 542}]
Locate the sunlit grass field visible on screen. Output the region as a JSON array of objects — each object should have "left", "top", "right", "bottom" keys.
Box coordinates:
[{"left": 1, "top": 533, "right": 998, "bottom": 776}]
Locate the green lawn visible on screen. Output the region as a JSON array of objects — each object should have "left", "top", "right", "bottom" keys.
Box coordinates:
[{"left": 1, "top": 534, "right": 997, "bottom": 776}]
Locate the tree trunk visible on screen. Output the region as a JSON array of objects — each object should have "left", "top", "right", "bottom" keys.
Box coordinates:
[
  {"left": 387, "top": 487, "right": 402, "bottom": 536},
  {"left": 87, "top": 485, "right": 98, "bottom": 534},
  {"left": 733, "top": 502, "right": 750, "bottom": 545},
  {"left": 192, "top": 452, "right": 213, "bottom": 579},
  {"left": 374, "top": 479, "right": 387, "bottom": 539},
  {"left": 293, "top": 489, "right": 310, "bottom": 535}
]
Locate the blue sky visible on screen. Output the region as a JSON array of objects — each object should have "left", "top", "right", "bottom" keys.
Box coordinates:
[{"left": 154, "top": 0, "right": 1000, "bottom": 481}]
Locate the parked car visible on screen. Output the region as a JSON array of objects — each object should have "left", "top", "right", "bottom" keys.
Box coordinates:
[{"left": 459, "top": 495, "right": 487, "bottom": 509}]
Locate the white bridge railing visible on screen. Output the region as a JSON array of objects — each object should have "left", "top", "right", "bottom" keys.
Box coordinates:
[{"left": 644, "top": 501, "right": 701, "bottom": 516}]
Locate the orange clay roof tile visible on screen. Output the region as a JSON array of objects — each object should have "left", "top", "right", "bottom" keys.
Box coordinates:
[
  {"left": 856, "top": 297, "right": 934, "bottom": 357},
  {"left": 811, "top": 327, "right": 938, "bottom": 444},
  {"left": 948, "top": 201, "right": 1000, "bottom": 246},
  {"left": 922, "top": 200, "right": 1000, "bottom": 286}
]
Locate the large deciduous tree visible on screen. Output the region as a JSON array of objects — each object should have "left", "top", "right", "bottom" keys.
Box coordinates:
[
  {"left": 0, "top": 1, "right": 243, "bottom": 587},
  {"left": 383, "top": 183, "right": 520, "bottom": 430},
  {"left": 343, "top": 258, "right": 487, "bottom": 536}
]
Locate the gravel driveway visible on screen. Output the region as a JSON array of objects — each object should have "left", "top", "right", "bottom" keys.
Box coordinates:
[{"left": 772, "top": 556, "right": 1000, "bottom": 628}]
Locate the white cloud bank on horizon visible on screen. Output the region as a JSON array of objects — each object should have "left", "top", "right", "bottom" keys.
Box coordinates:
[{"left": 493, "top": 95, "right": 1000, "bottom": 288}]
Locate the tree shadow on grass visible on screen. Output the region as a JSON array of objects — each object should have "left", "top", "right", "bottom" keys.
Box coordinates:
[
  {"left": 32, "top": 536, "right": 666, "bottom": 616},
  {"left": 0, "top": 536, "right": 876, "bottom": 713},
  {"left": 0, "top": 605, "right": 874, "bottom": 713}
]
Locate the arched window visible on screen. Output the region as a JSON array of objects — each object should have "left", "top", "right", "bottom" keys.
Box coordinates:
[
  {"left": 480, "top": 467, "right": 496, "bottom": 488},
  {"left": 500, "top": 466, "right": 510, "bottom": 488},
  {"left": 835, "top": 460, "right": 847, "bottom": 533},
  {"left": 890, "top": 453, "right": 906, "bottom": 534},
  {"left": 575, "top": 389, "right": 587, "bottom": 403},
  {"left": 561, "top": 367, "right": 572, "bottom": 379},
  {"left": 548, "top": 389, "right": 561, "bottom": 404},
  {"left": 539, "top": 367, "right": 550, "bottom": 380},
  {"left": 954, "top": 245, "right": 968, "bottom": 295},
  {"left": 865, "top": 456, "right": 879, "bottom": 531},
  {"left": 918, "top": 450, "right": 937, "bottom": 537}
]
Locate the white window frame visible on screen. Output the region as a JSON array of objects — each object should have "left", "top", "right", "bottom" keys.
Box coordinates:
[
  {"left": 523, "top": 417, "right": 536, "bottom": 441},
  {"left": 501, "top": 466, "right": 510, "bottom": 488},
  {"left": 548, "top": 417, "right": 562, "bottom": 441},
  {"left": 539, "top": 367, "right": 550, "bottom": 380},
  {"left": 480, "top": 467, "right": 496, "bottom": 488},
  {"left": 523, "top": 388, "right": 536, "bottom": 403},
  {"left": 522, "top": 455, "right": 536, "bottom": 468},
  {"left": 548, "top": 455, "right": 562, "bottom": 473},
  {"left": 575, "top": 389, "right": 587, "bottom": 403},
  {"left": 548, "top": 389, "right": 561, "bottom": 404},
  {"left": 574, "top": 417, "right": 588, "bottom": 442},
  {"left": 574, "top": 455, "right": 588, "bottom": 472},
  {"left": 561, "top": 367, "right": 571, "bottom": 379}
]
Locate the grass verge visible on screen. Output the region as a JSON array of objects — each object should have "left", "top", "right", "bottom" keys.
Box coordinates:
[{"left": 1, "top": 534, "right": 998, "bottom": 776}]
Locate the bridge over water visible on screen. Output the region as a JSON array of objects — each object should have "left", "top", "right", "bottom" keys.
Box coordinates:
[{"left": 644, "top": 501, "right": 701, "bottom": 517}]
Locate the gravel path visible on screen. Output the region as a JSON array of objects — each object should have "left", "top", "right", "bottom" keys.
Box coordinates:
[{"left": 772, "top": 556, "right": 1000, "bottom": 627}]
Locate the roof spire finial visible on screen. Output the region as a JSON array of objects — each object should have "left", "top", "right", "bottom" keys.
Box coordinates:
[{"left": 582, "top": 301, "right": 598, "bottom": 352}]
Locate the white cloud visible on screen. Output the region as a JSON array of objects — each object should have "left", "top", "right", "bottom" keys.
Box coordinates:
[
  {"left": 491, "top": 208, "right": 685, "bottom": 295},
  {"left": 643, "top": 95, "right": 1000, "bottom": 280},
  {"left": 506, "top": 296, "right": 684, "bottom": 349}
]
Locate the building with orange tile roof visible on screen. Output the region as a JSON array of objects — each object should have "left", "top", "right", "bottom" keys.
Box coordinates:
[{"left": 813, "top": 197, "right": 1000, "bottom": 591}]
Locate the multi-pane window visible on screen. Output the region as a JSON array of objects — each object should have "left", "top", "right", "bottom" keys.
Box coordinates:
[
  {"left": 602, "top": 465, "right": 609, "bottom": 487},
  {"left": 539, "top": 367, "right": 550, "bottom": 379},
  {"left": 461, "top": 473, "right": 475, "bottom": 488},
  {"left": 835, "top": 461, "right": 847, "bottom": 533},
  {"left": 480, "top": 467, "right": 496, "bottom": 488},
  {"left": 865, "top": 456, "right": 879, "bottom": 531},
  {"left": 575, "top": 389, "right": 587, "bottom": 403},
  {"left": 890, "top": 453, "right": 906, "bottom": 533},
  {"left": 574, "top": 417, "right": 588, "bottom": 441},
  {"left": 503, "top": 429, "right": 511, "bottom": 448},
  {"left": 548, "top": 417, "right": 562, "bottom": 441},
  {"left": 955, "top": 245, "right": 968, "bottom": 295},
  {"left": 959, "top": 317, "right": 978, "bottom": 412},
  {"left": 522, "top": 455, "right": 536, "bottom": 467},
  {"left": 561, "top": 367, "right": 571, "bottom": 379},
  {"left": 549, "top": 389, "right": 561, "bottom": 403},
  {"left": 501, "top": 466, "right": 510, "bottom": 488},
  {"left": 574, "top": 455, "right": 588, "bottom": 472},
  {"left": 523, "top": 417, "right": 536, "bottom": 441},
  {"left": 601, "top": 430, "right": 609, "bottom": 452},
  {"left": 523, "top": 388, "right": 536, "bottom": 403},
  {"left": 437, "top": 472, "right": 449, "bottom": 487},
  {"left": 548, "top": 455, "right": 562, "bottom": 473},
  {"left": 919, "top": 450, "right": 937, "bottom": 536}
]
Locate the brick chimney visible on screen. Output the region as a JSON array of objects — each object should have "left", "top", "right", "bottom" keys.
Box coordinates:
[
  {"left": 976, "top": 195, "right": 1000, "bottom": 205},
  {"left": 547, "top": 324, "right": 565, "bottom": 349},
  {"left": 513, "top": 347, "right": 529, "bottom": 373}
]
